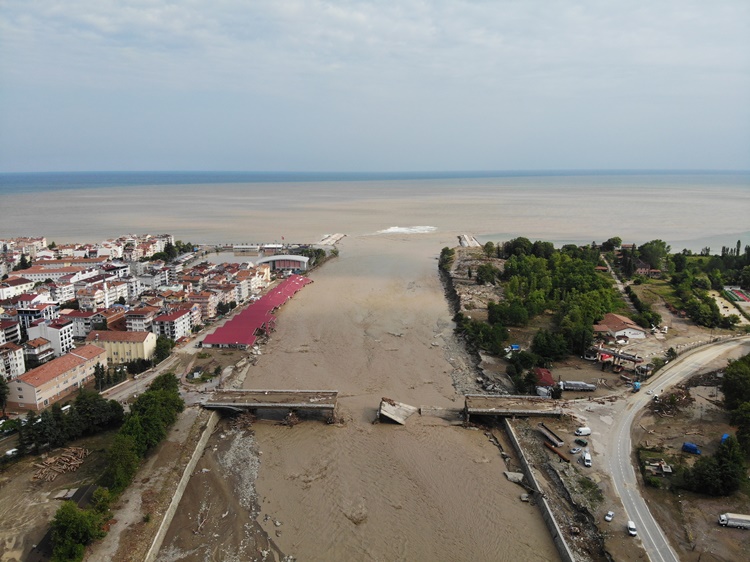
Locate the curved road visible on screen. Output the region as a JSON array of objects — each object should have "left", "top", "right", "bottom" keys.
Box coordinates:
[{"left": 607, "top": 337, "right": 750, "bottom": 562}]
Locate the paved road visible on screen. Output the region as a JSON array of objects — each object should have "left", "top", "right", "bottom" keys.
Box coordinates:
[{"left": 607, "top": 337, "right": 750, "bottom": 562}]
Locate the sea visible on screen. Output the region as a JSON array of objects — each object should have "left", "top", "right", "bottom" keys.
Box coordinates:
[{"left": 1, "top": 170, "right": 748, "bottom": 252}]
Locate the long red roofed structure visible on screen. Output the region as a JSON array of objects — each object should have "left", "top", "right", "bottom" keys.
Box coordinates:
[{"left": 201, "top": 274, "right": 313, "bottom": 349}]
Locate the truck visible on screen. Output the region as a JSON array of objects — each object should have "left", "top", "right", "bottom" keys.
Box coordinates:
[
  {"left": 682, "top": 442, "right": 702, "bottom": 455},
  {"left": 560, "top": 381, "right": 597, "bottom": 392},
  {"left": 717, "top": 513, "right": 750, "bottom": 529}
]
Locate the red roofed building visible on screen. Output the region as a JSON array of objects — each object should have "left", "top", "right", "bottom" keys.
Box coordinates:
[
  {"left": 153, "top": 309, "right": 192, "bottom": 341},
  {"left": 533, "top": 367, "right": 555, "bottom": 387},
  {"left": 86, "top": 330, "right": 157, "bottom": 364},
  {"left": 6, "top": 345, "right": 107, "bottom": 412},
  {"left": 593, "top": 313, "right": 646, "bottom": 340}
]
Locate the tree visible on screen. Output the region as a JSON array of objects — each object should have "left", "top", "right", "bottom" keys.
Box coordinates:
[
  {"left": 601, "top": 237, "right": 622, "bottom": 252},
  {"left": 482, "top": 241, "right": 495, "bottom": 259},
  {"left": 149, "top": 372, "right": 180, "bottom": 393},
  {"left": 154, "top": 335, "right": 175, "bottom": 363},
  {"left": 730, "top": 403, "right": 750, "bottom": 455},
  {"left": 722, "top": 356, "right": 750, "bottom": 410},
  {"left": 101, "top": 434, "right": 142, "bottom": 492},
  {"left": 475, "top": 263, "right": 499, "bottom": 285},
  {"left": 0, "top": 378, "right": 8, "bottom": 417},
  {"left": 51, "top": 501, "right": 105, "bottom": 562},
  {"left": 94, "top": 363, "right": 106, "bottom": 392},
  {"left": 683, "top": 435, "right": 746, "bottom": 496},
  {"left": 638, "top": 240, "right": 670, "bottom": 270}
]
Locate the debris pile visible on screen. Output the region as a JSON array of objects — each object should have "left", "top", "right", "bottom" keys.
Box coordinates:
[
  {"left": 649, "top": 386, "right": 694, "bottom": 416},
  {"left": 33, "top": 447, "right": 91, "bottom": 482},
  {"left": 230, "top": 412, "right": 256, "bottom": 431}
]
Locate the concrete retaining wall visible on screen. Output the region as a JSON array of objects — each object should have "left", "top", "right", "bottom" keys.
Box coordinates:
[
  {"left": 503, "top": 418, "right": 577, "bottom": 562},
  {"left": 144, "top": 410, "right": 220, "bottom": 562}
]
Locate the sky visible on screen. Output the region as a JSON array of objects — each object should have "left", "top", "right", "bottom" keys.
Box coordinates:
[{"left": 0, "top": 1, "right": 749, "bottom": 173}]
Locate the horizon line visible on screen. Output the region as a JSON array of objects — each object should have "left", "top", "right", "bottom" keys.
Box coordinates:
[{"left": 2, "top": 168, "right": 749, "bottom": 176}]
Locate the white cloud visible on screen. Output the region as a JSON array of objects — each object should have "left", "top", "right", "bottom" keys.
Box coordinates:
[{"left": 0, "top": 1, "right": 748, "bottom": 170}]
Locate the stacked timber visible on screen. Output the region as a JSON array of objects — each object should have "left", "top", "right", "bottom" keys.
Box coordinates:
[{"left": 33, "top": 447, "right": 91, "bottom": 482}]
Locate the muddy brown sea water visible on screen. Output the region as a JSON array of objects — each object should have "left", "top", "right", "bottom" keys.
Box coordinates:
[{"left": 242, "top": 233, "right": 559, "bottom": 561}]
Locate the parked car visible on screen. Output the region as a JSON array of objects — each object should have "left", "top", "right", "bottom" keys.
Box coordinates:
[
  {"left": 583, "top": 452, "right": 592, "bottom": 467},
  {"left": 575, "top": 438, "right": 589, "bottom": 447},
  {"left": 604, "top": 511, "right": 615, "bottom": 522},
  {"left": 569, "top": 447, "right": 582, "bottom": 455},
  {"left": 627, "top": 521, "right": 637, "bottom": 536}
]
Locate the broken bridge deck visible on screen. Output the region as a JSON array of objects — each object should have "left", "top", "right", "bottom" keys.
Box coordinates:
[
  {"left": 203, "top": 389, "right": 338, "bottom": 412},
  {"left": 465, "top": 394, "right": 563, "bottom": 419}
]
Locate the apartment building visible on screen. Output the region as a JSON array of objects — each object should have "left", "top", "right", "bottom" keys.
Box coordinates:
[
  {"left": 86, "top": 330, "right": 157, "bottom": 363},
  {"left": 0, "top": 342, "right": 25, "bottom": 381},
  {"left": 152, "top": 309, "right": 192, "bottom": 341},
  {"left": 6, "top": 345, "right": 107, "bottom": 412}
]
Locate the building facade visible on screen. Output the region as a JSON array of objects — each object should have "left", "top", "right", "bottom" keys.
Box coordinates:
[
  {"left": 5, "top": 345, "right": 107, "bottom": 412},
  {"left": 86, "top": 330, "right": 157, "bottom": 363}
]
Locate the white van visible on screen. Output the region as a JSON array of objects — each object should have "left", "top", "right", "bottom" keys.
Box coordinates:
[
  {"left": 627, "top": 521, "right": 637, "bottom": 536},
  {"left": 575, "top": 427, "right": 592, "bottom": 436},
  {"left": 583, "top": 452, "right": 592, "bottom": 467}
]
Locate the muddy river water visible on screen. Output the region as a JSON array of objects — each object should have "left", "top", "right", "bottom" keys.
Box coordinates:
[{"left": 159, "top": 232, "right": 559, "bottom": 561}]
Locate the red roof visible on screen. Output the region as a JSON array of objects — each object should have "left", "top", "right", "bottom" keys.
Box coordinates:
[
  {"left": 202, "top": 275, "right": 313, "bottom": 347},
  {"left": 533, "top": 367, "right": 555, "bottom": 387}
]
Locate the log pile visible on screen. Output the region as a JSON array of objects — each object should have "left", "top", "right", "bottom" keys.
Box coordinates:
[{"left": 33, "top": 447, "right": 91, "bottom": 482}]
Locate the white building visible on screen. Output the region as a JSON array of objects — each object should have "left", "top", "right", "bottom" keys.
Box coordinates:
[
  {"left": 0, "top": 277, "right": 35, "bottom": 299},
  {"left": 593, "top": 313, "right": 647, "bottom": 340},
  {"left": 153, "top": 309, "right": 192, "bottom": 340},
  {"left": 27, "top": 318, "right": 75, "bottom": 357},
  {"left": 6, "top": 345, "right": 107, "bottom": 412},
  {"left": 0, "top": 342, "right": 25, "bottom": 380}
]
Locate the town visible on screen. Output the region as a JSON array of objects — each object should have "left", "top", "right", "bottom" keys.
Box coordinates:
[{"left": 0, "top": 234, "right": 329, "bottom": 413}]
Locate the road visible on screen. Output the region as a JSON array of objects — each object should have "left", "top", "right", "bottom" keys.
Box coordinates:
[{"left": 607, "top": 336, "right": 750, "bottom": 562}]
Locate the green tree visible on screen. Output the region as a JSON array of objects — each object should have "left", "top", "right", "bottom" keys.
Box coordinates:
[
  {"left": 483, "top": 241, "right": 495, "bottom": 259},
  {"left": 51, "top": 501, "right": 105, "bottom": 562},
  {"left": 683, "top": 435, "right": 746, "bottom": 496},
  {"left": 73, "top": 390, "right": 123, "bottom": 434},
  {"left": 475, "top": 263, "right": 499, "bottom": 285},
  {"left": 94, "top": 363, "right": 106, "bottom": 392},
  {"left": 741, "top": 265, "right": 750, "bottom": 290},
  {"left": 149, "top": 372, "right": 180, "bottom": 393},
  {"left": 531, "top": 329, "right": 568, "bottom": 361},
  {"left": 730, "top": 403, "right": 750, "bottom": 455},
  {"left": 101, "top": 434, "right": 141, "bottom": 493},
  {"left": 0, "top": 378, "right": 8, "bottom": 417},
  {"left": 154, "top": 335, "right": 175, "bottom": 363},
  {"left": 638, "top": 240, "right": 670, "bottom": 270},
  {"left": 600, "top": 237, "right": 622, "bottom": 252},
  {"left": 722, "top": 356, "right": 750, "bottom": 411}
]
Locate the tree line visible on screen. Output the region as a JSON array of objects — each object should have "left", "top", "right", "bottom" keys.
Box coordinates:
[{"left": 50, "top": 373, "right": 184, "bottom": 562}]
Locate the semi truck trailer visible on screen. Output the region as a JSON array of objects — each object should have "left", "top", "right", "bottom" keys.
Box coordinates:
[{"left": 718, "top": 513, "right": 750, "bottom": 529}]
